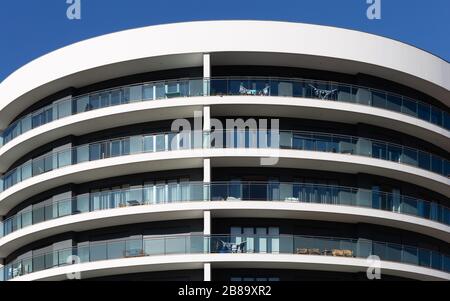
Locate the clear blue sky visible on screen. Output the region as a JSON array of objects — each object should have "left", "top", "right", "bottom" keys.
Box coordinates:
[{"left": 0, "top": 0, "right": 449, "bottom": 82}]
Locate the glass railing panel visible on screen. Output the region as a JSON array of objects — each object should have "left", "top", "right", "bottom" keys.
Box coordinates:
[
  {"left": 402, "top": 245, "right": 419, "bottom": 266},
  {"left": 371, "top": 90, "right": 387, "bottom": 109},
  {"left": 385, "top": 243, "right": 402, "bottom": 262},
  {"left": 401, "top": 147, "right": 419, "bottom": 166},
  {"left": 418, "top": 103, "right": 431, "bottom": 122},
  {"left": 444, "top": 112, "right": 450, "bottom": 130},
  {"left": 89, "top": 242, "right": 107, "bottom": 262},
  {"left": 60, "top": 248, "right": 74, "bottom": 267},
  {"left": 165, "top": 236, "right": 187, "bottom": 255},
  {"left": 431, "top": 251, "right": 443, "bottom": 271},
  {"left": 444, "top": 207, "right": 450, "bottom": 225},
  {"left": 144, "top": 236, "right": 165, "bottom": 255},
  {"left": 418, "top": 248, "right": 432, "bottom": 268},
  {"left": 443, "top": 255, "right": 450, "bottom": 273},
  {"left": 189, "top": 79, "right": 205, "bottom": 97},
  {"left": 431, "top": 155, "right": 443, "bottom": 174},
  {"left": 336, "top": 84, "right": 354, "bottom": 103},
  {"left": 386, "top": 94, "right": 403, "bottom": 113},
  {"left": 77, "top": 245, "right": 90, "bottom": 263},
  {"left": 402, "top": 97, "right": 418, "bottom": 117},
  {"left": 430, "top": 107, "right": 443, "bottom": 127},
  {"left": 125, "top": 238, "right": 143, "bottom": 257}
]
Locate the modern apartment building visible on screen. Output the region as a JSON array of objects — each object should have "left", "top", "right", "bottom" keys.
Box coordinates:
[{"left": 0, "top": 21, "right": 449, "bottom": 281}]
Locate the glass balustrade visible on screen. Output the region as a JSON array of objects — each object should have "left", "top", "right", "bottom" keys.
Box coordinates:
[
  {"left": 0, "top": 130, "right": 449, "bottom": 196},
  {"left": 212, "top": 130, "right": 450, "bottom": 177},
  {"left": 0, "top": 131, "right": 204, "bottom": 193},
  {"left": 1, "top": 77, "right": 448, "bottom": 148},
  {"left": 1, "top": 182, "right": 449, "bottom": 239},
  {"left": 2, "top": 234, "right": 449, "bottom": 280}
]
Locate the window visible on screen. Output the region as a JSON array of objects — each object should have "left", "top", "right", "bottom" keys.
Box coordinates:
[{"left": 230, "top": 227, "right": 279, "bottom": 253}]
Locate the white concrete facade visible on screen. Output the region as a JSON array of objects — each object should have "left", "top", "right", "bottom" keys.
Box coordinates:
[
  {"left": 0, "top": 21, "right": 448, "bottom": 281},
  {"left": 1, "top": 21, "right": 448, "bottom": 129},
  {"left": 9, "top": 254, "right": 450, "bottom": 281}
]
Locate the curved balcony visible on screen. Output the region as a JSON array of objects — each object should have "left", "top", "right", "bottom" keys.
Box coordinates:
[
  {"left": 1, "top": 77, "right": 449, "bottom": 149},
  {"left": 2, "top": 234, "right": 450, "bottom": 281},
  {"left": 1, "top": 130, "right": 449, "bottom": 196},
  {"left": 1, "top": 183, "right": 449, "bottom": 241}
]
